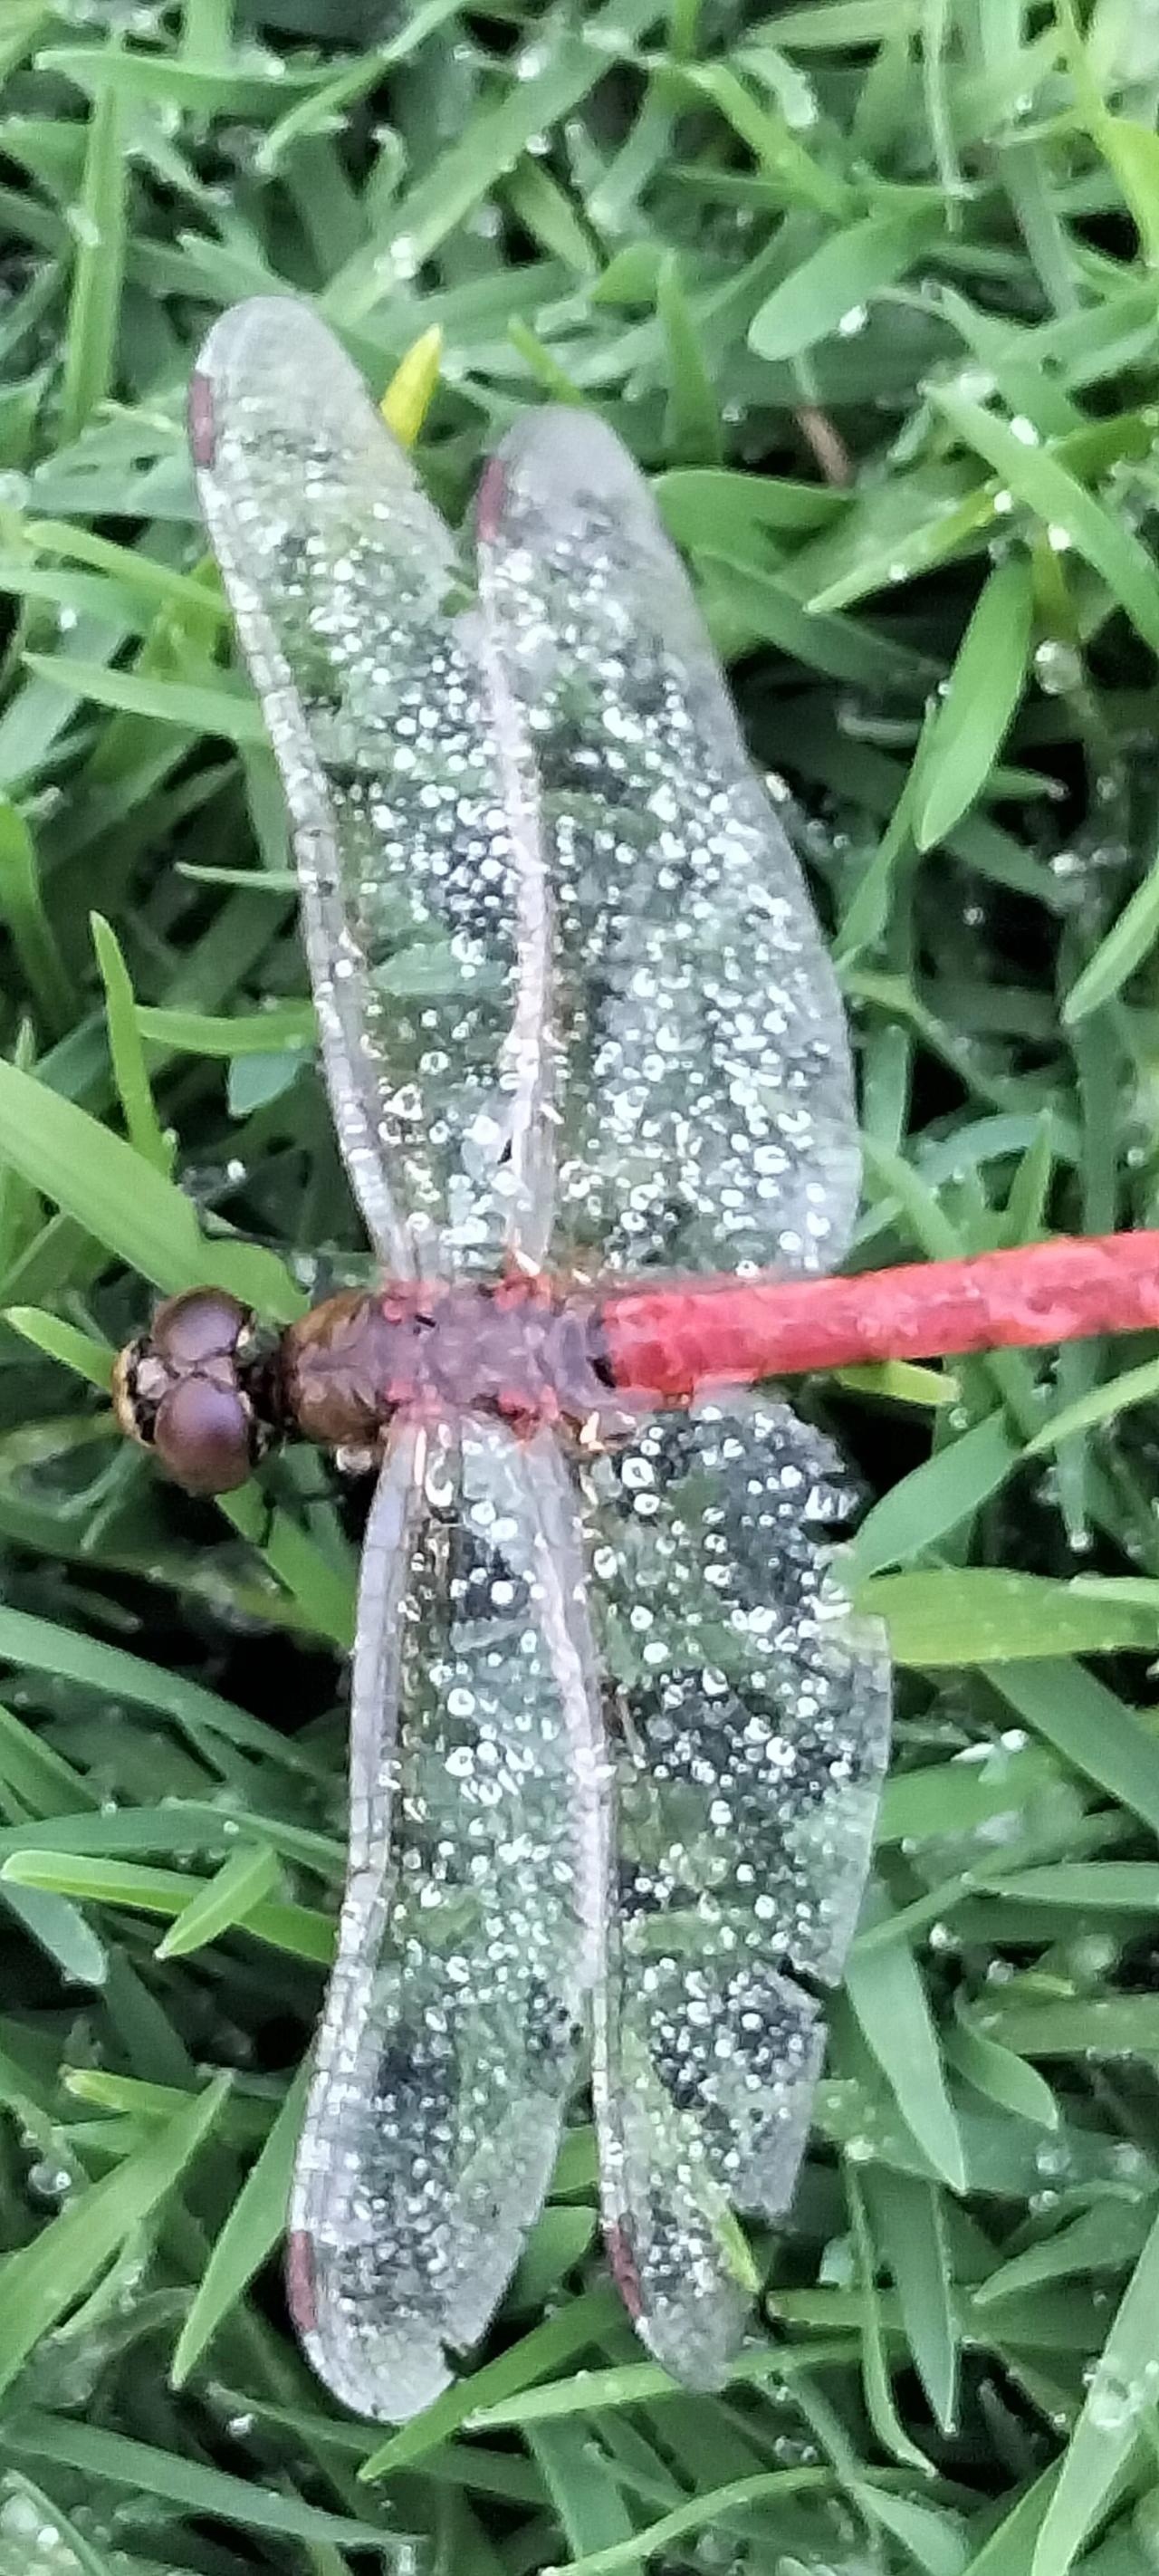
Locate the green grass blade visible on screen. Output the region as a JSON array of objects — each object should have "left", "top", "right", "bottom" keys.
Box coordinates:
[
  {"left": 154, "top": 1840, "right": 282, "bottom": 1956},
  {"left": 8, "top": 1313, "right": 121, "bottom": 1395},
  {"left": 657, "top": 252, "right": 723, "bottom": 466},
  {"left": 0, "top": 801, "right": 74, "bottom": 1039},
  {"left": 932, "top": 389, "right": 1159, "bottom": 655},
  {"left": 171, "top": 2064, "right": 308, "bottom": 2386},
  {"left": 865, "top": 2170, "right": 958, "bottom": 2434},
  {"left": 1, "top": 1849, "right": 333, "bottom": 1964},
  {"left": 1031, "top": 2203, "right": 1159, "bottom": 2576},
  {"left": 0, "top": 2073, "right": 229, "bottom": 2397},
  {"left": 845, "top": 1918, "right": 966, "bottom": 2190},
  {"left": 915, "top": 558, "right": 1034, "bottom": 849},
  {"left": 22, "top": 655, "right": 268, "bottom": 744},
  {"left": 60, "top": 73, "right": 127, "bottom": 442},
  {"left": 985, "top": 1659, "right": 1159, "bottom": 1839},
  {"left": 1062, "top": 833, "right": 1159, "bottom": 1022},
  {"left": 4, "top": 2414, "right": 405, "bottom": 2552},
  {"left": 846, "top": 1413, "right": 1020, "bottom": 1581},
  {"left": 0, "top": 1054, "right": 302, "bottom": 1314},
  {"left": 91, "top": 913, "right": 172, "bottom": 1172},
  {"left": 750, "top": 209, "right": 941, "bottom": 359},
  {"left": 861, "top": 1569, "right": 1159, "bottom": 1662}
]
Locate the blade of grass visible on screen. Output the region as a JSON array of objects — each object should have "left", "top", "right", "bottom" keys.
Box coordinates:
[
  {"left": 155, "top": 1840, "right": 283, "bottom": 1956},
  {"left": 0, "top": 2072, "right": 229, "bottom": 2396},
  {"left": 0, "top": 1053, "right": 302, "bottom": 1315},
  {"left": 91, "top": 913, "right": 172, "bottom": 1172},
  {"left": 60, "top": 72, "right": 127, "bottom": 441},
  {"left": 915, "top": 557, "right": 1034, "bottom": 849},
  {"left": 0, "top": 802, "right": 74, "bottom": 1039},
  {"left": 4, "top": 2415, "right": 405, "bottom": 2553},
  {"left": 750, "top": 209, "right": 942, "bottom": 358},
  {"left": 845, "top": 1909, "right": 966, "bottom": 2190},
  {"left": 1031, "top": 2204, "right": 1159, "bottom": 2575},
  {"left": 171, "top": 2064, "right": 308, "bottom": 2387},
  {"left": 931, "top": 389, "right": 1159, "bottom": 657},
  {"left": 0, "top": 1849, "right": 333, "bottom": 1966}
]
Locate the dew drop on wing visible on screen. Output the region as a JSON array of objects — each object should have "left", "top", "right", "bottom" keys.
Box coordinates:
[
  {"left": 289, "top": 1415, "right": 604, "bottom": 2422},
  {"left": 580, "top": 1392, "right": 891, "bottom": 2387},
  {"left": 188, "top": 298, "right": 553, "bottom": 1281},
  {"left": 475, "top": 406, "right": 863, "bottom": 1283}
]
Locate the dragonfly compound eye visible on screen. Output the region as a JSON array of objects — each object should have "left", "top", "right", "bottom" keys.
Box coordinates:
[
  {"left": 112, "top": 1288, "right": 273, "bottom": 1495},
  {"left": 152, "top": 1374, "right": 256, "bottom": 1495}
]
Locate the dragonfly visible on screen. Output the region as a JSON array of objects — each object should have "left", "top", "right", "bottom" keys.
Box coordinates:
[{"left": 112, "top": 298, "right": 1159, "bottom": 2422}]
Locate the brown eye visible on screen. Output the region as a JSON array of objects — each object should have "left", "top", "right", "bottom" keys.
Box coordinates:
[
  {"left": 151, "top": 1289, "right": 251, "bottom": 1369},
  {"left": 152, "top": 1378, "right": 255, "bottom": 1495}
]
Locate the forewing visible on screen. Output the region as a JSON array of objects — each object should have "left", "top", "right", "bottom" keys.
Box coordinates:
[
  {"left": 580, "top": 1396, "right": 890, "bottom": 2385},
  {"left": 192, "top": 299, "right": 553, "bottom": 1277},
  {"left": 476, "top": 412, "right": 859, "bottom": 1278},
  {"left": 290, "top": 1414, "right": 605, "bottom": 2421}
]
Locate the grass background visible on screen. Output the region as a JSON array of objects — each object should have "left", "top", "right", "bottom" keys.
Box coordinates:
[{"left": 6, "top": 0, "right": 1159, "bottom": 2570}]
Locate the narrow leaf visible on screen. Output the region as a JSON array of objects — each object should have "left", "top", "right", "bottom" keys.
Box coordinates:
[
  {"left": 171, "top": 2069, "right": 307, "bottom": 2385},
  {"left": 156, "top": 1842, "right": 282, "bottom": 1958},
  {"left": 846, "top": 1924, "right": 966, "bottom": 2190},
  {"left": 915, "top": 560, "right": 1033, "bottom": 849},
  {"left": 60, "top": 77, "right": 127, "bottom": 440},
  {"left": 931, "top": 389, "right": 1159, "bottom": 656},
  {"left": 380, "top": 325, "right": 443, "bottom": 447},
  {"left": 91, "top": 914, "right": 171, "bottom": 1173},
  {"left": 750, "top": 211, "right": 940, "bottom": 360},
  {"left": 0, "top": 2076, "right": 229, "bottom": 2397},
  {"left": 1031, "top": 2202, "right": 1159, "bottom": 2576},
  {"left": 0, "top": 1056, "right": 302, "bottom": 1319}
]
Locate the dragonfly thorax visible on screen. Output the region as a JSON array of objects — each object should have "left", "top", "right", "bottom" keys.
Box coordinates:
[{"left": 282, "top": 1278, "right": 627, "bottom": 1456}]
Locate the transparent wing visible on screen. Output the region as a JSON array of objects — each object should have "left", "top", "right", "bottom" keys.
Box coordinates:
[
  {"left": 192, "top": 299, "right": 553, "bottom": 1279},
  {"left": 290, "top": 1412, "right": 606, "bottom": 2421},
  {"left": 196, "top": 303, "right": 858, "bottom": 1285},
  {"left": 579, "top": 1395, "right": 890, "bottom": 2386},
  {"left": 476, "top": 411, "right": 860, "bottom": 1278}
]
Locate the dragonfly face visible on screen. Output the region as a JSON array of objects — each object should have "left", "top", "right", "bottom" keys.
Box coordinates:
[
  {"left": 113, "top": 1288, "right": 281, "bottom": 1494},
  {"left": 125, "top": 294, "right": 892, "bottom": 2421}
]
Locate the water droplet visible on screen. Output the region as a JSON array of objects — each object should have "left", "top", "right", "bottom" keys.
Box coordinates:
[
  {"left": 1034, "top": 639, "right": 1083, "bottom": 697},
  {"left": 0, "top": 2498, "right": 42, "bottom": 2539},
  {"left": 1087, "top": 2363, "right": 1148, "bottom": 2435}
]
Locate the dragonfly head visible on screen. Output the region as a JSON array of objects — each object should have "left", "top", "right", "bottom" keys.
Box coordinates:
[{"left": 113, "top": 1289, "right": 280, "bottom": 1495}]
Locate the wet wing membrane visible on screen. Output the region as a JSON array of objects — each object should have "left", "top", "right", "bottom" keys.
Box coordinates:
[
  {"left": 192, "top": 297, "right": 553, "bottom": 1279},
  {"left": 578, "top": 1396, "right": 890, "bottom": 2384},
  {"left": 194, "top": 301, "right": 860, "bottom": 1286},
  {"left": 476, "top": 407, "right": 860, "bottom": 1279},
  {"left": 291, "top": 1415, "right": 605, "bottom": 2420}
]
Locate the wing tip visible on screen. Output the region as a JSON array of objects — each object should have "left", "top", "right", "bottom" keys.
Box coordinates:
[
  {"left": 194, "top": 294, "right": 360, "bottom": 430},
  {"left": 303, "top": 2336, "right": 455, "bottom": 2426},
  {"left": 288, "top": 2218, "right": 455, "bottom": 2422},
  {"left": 189, "top": 294, "right": 410, "bottom": 495},
  {"left": 491, "top": 405, "right": 655, "bottom": 515},
  {"left": 196, "top": 290, "right": 306, "bottom": 378}
]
